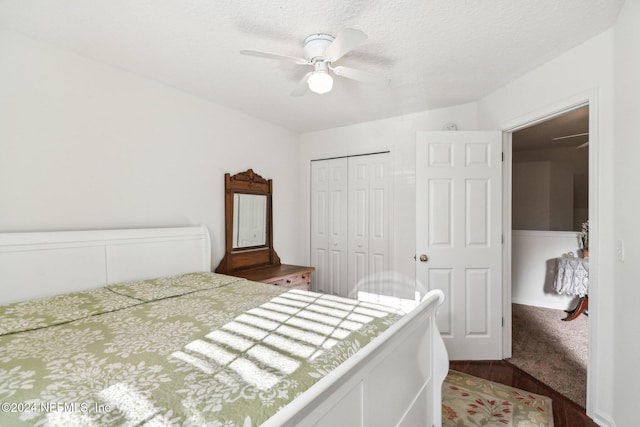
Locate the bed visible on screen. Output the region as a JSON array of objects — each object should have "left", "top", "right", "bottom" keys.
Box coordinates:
[{"left": 0, "top": 225, "right": 448, "bottom": 426}]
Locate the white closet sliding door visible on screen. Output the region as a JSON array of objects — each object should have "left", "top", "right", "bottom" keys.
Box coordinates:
[
  {"left": 311, "top": 153, "right": 390, "bottom": 298},
  {"left": 348, "top": 154, "right": 390, "bottom": 297},
  {"left": 311, "top": 158, "right": 348, "bottom": 296}
]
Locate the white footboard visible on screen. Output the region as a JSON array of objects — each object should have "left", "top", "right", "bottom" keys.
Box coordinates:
[{"left": 262, "top": 289, "right": 448, "bottom": 427}]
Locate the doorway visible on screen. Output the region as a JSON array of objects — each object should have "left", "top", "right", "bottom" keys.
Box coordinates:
[{"left": 504, "top": 103, "right": 591, "bottom": 409}]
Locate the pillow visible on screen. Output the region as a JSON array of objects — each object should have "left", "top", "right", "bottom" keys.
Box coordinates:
[
  {"left": 0, "top": 288, "right": 141, "bottom": 335},
  {"left": 106, "top": 272, "right": 243, "bottom": 302}
]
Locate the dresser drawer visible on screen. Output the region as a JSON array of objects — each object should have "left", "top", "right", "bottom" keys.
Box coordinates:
[
  {"left": 232, "top": 265, "right": 314, "bottom": 291},
  {"left": 268, "top": 272, "right": 311, "bottom": 290}
]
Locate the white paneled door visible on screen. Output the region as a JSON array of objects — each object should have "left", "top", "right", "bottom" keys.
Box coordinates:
[
  {"left": 416, "top": 131, "right": 502, "bottom": 360},
  {"left": 311, "top": 153, "right": 390, "bottom": 299}
]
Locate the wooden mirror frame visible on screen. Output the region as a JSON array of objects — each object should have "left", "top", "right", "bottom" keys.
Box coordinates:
[{"left": 215, "top": 169, "right": 280, "bottom": 274}]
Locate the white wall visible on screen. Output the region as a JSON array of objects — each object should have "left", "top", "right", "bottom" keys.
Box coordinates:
[
  {"left": 477, "top": 29, "right": 615, "bottom": 425},
  {"left": 514, "top": 146, "right": 589, "bottom": 230},
  {"left": 299, "top": 104, "right": 478, "bottom": 292},
  {"left": 511, "top": 230, "right": 580, "bottom": 310},
  {"left": 513, "top": 162, "right": 552, "bottom": 230},
  {"left": 613, "top": 1, "right": 640, "bottom": 425},
  {"left": 513, "top": 161, "right": 574, "bottom": 230},
  {"left": 0, "top": 28, "right": 302, "bottom": 267}
]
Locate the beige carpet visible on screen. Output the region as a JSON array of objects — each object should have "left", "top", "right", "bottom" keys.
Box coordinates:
[
  {"left": 508, "top": 303, "right": 588, "bottom": 407},
  {"left": 443, "top": 370, "right": 554, "bottom": 426}
]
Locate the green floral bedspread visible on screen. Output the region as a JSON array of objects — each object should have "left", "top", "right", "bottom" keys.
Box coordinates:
[{"left": 0, "top": 272, "right": 403, "bottom": 426}]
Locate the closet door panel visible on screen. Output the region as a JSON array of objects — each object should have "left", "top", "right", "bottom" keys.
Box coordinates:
[
  {"left": 348, "top": 153, "right": 390, "bottom": 298},
  {"left": 349, "top": 158, "right": 370, "bottom": 296},
  {"left": 368, "top": 154, "right": 390, "bottom": 296},
  {"left": 311, "top": 161, "right": 329, "bottom": 293},
  {"left": 311, "top": 158, "right": 348, "bottom": 294},
  {"left": 329, "top": 159, "right": 349, "bottom": 296}
]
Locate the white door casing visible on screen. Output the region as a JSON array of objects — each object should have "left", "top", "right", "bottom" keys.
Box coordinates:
[{"left": 416, "top": 131, "right": 503, "bottom": 360}]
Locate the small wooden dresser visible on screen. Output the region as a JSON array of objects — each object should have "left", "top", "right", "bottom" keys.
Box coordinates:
[
  {"left": 214, "top": 169, "right": 314, "bottom": 292},
  {"left": 231, "top": 264, "right": 314, "bottom": 291}
]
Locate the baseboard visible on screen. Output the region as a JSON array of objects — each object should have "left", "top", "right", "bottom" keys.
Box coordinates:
[
  {"left": 591, "top": 410, "right": 615, "bottom": 427},
  {"left": 511, "top": 297, "right": 574, "bottom": 311}
]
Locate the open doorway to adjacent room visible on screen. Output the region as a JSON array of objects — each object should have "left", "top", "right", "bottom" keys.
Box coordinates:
[{"left": 508, "top": 105, "right": 590, "bottom": 408}]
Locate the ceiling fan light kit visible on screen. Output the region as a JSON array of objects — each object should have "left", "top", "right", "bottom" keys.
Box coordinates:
[
  {"left": 304, "top": 34, "right": 334, "bottom": 94},
  {"left": 240, "top": 28, "right": 388, "bottom": 96},
  {"left": 308, "top": 70, "right": 333, "bottom": 94}
]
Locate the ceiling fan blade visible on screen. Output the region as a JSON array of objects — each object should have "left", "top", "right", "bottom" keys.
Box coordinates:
[
  {"left": 240, "top": 50, "right": 308, "bottom": 65},
  {"left": 577, "top": 141, "right": 589, "bottom": 149},
  {"left": 552, "top": 132, "right": 589, "bottom": 141},
  {"left": 291, "top": 72, "right": 312, "bottom": 97},
  {"left": 332, "top": 66, "right": 390, "bottom": 87},
  {"left": 325, "top": 28, "right": 367, "bottom": 62}
]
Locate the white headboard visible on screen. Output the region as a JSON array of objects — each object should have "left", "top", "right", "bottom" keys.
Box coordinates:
[{"left": 0, "top": 225, "right": 212, "bottom": 305}]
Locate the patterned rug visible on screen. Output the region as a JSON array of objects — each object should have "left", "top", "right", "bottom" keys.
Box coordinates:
[{"left": 442, "top": 370, "right": 554, "bottom": 427}]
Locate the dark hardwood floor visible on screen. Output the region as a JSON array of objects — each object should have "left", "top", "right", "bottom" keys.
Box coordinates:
[{"left": 449, "top": 360, "right": 597, "bottom": 427}]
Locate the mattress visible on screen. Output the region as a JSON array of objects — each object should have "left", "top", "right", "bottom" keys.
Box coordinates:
[{"left": 0, "top": 272, "right": 403, "bottom": 426}]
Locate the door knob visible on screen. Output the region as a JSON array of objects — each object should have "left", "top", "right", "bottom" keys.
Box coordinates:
[{"left": 419, "top": 254, "right": 429, "bottom": 262}]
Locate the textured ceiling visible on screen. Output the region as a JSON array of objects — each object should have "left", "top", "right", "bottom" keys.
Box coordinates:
[{"left": 0, "top": 0, "right": 624, "bottom": 133}]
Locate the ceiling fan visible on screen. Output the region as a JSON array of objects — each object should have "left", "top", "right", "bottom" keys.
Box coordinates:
[
  {"left": 552, "top": 132, "right": 589, "bottom": 149},
  {"left": 240, "top": 28, "right": 390, "bottom": 96}
]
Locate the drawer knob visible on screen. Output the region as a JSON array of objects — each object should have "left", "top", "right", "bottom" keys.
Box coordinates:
[{"left": 286, "top": 279, "right": 291, "bottom": 283}]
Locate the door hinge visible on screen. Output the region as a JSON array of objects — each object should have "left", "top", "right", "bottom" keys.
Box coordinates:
[
  {"left": 502, "top": 317, "right": 505, "bottom": 327},
  {"left": 501, "top": 152, "right": 504, "bottom": 162},
  {"left": 501, "top": 234, "right": 504, "bottom": 244}
]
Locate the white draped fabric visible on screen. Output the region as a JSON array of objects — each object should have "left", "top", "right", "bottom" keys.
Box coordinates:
[{"left": 554, "top": 255, "right": 589, "bottom": 297}]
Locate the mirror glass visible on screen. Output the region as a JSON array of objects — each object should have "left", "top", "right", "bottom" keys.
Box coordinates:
[{"left": 232, "top": 193, "right": 267, "bottom": 249}]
